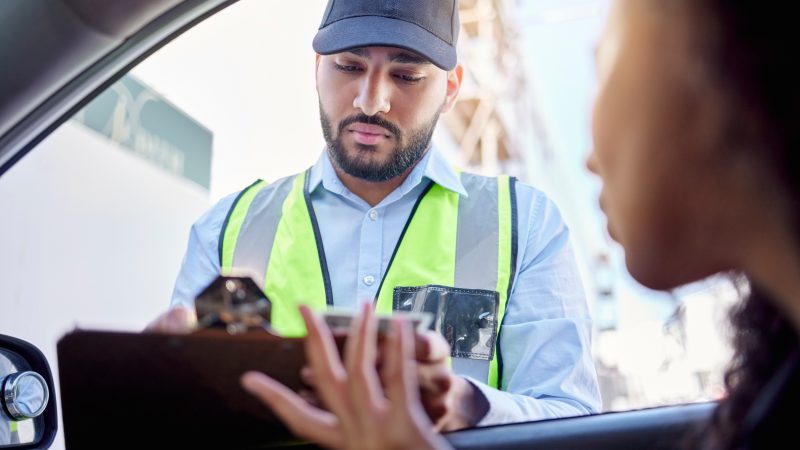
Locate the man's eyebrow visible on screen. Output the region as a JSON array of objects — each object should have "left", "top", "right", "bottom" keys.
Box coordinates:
[
  {"left": 344, "top": 48, "right": 431, "bottom": 65},
  {"left": 348, "top": 48, "right": 369, "bottom": 58},
  {"left": 390, "top": 52, "right": 431, "bottom": 65}
]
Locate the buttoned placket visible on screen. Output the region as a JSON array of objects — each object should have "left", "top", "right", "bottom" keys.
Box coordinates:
[
  {"left": 356, "top": 206, "right": 383, "bottom": 303},
  {"left": 313, "top": 147, "right": 460, "bottom": 307}
]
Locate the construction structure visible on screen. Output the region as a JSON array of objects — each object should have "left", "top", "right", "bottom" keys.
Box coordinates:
[{"left": 441, "top": 0, "right": 550, "bottom": 181}]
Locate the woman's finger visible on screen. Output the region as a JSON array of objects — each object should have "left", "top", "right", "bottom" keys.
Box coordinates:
[
  {"left": 240, "top": 371, "right": 343, "bottom": 449},
  {"left": 299, "top": 305, "right": 351, "bottom": 418},
  {"left": 382, "top": 319, "right": 423, "bottom": 411},
  {"left": 301, "top": 366, "right": 317, "bottom": 388},
  {"left": 345, "top": 303, "right": 386, "bottom": 419}
]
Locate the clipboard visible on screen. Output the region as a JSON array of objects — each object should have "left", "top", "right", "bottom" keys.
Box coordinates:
[
  {"left": 56, "top": 329, "right": 313, "bottom": 449},
  {"left": 55, "top": 270, "right": 435, "bottom": 449}
]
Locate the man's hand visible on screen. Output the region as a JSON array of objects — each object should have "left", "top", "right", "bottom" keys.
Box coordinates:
[
  {"left": 143, "top": 305, "right": 197, "bottom": 332},
  {"left": 415, "top": 331, "right": 489, "bottom": 431}
]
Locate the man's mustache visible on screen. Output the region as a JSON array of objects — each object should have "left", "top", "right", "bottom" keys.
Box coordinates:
[{"left": 338, "top": 114, "right": 402, "bottom": 139}]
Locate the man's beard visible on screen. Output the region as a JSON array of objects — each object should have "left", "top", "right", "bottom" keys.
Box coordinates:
[{"left": 320, "top": 104, "right": 441, "bottom": 182}]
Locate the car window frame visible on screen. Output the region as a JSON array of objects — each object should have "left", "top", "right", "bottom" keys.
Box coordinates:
[{"left": 0, "top": 0, "right": 236, "bottom": 177}]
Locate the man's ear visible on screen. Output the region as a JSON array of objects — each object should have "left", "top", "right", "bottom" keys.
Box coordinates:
[
  {"left": 315, "top": 54, "right": 321, "bottom": 92},
  {"left": 442, "top": 63, "right": 464, "bottom": 114}
]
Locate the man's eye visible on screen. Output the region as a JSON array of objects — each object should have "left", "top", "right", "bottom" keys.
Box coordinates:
[
  {"left": 395, "top": 73, "right": 424, "bottom": 83},
  {"left": 334, "top": 63, "right": 361, "bottom": 72}
]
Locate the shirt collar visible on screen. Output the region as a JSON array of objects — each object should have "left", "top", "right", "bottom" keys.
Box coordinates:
[{"left": 307, "top": 144, "right": 468, "bottom": 197}]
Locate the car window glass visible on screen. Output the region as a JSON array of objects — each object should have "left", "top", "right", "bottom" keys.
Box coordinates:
[{"left": 0, "top": 0, "right": 735, "bottom": 448}]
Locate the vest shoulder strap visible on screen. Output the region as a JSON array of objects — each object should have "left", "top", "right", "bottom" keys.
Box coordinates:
[
  {"left": 218, "top": 179, "right": 267, "bottom": 271},
  {"left": 218, "top": 175, "right": 296, "bottom": 273}
]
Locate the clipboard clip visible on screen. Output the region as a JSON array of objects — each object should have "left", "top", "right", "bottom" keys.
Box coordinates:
[{"left": 194, "top": 275, "right": 273, "bottom": 335}]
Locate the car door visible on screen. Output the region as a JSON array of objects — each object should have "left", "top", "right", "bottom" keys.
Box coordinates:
[{"left": 0, "top": 1, "right": 717, "bottom": 449}]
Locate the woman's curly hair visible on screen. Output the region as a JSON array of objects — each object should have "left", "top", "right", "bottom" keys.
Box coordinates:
[{"left": 703, "top": 286, "right": 798, "bottom": 449}]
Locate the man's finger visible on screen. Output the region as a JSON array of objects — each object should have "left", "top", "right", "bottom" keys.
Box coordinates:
[
  {"left": 240, "top": 371, "right": 342, "bottom": 449},
  {"left": 420, "top": 395, "right": 449, "bottom": 432},
  {"left": 416, "top": 363, "right": 453, "bottom": 394},
  {"left": 143, "top": 306, "right": 197, "bottom": 333},
  {"left": 415, "top": 331, "right": 450, "bottom": 362}
]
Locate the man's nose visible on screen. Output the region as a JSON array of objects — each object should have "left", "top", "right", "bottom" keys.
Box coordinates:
[{"left": 353, "top": 74, "right": 391, "bottom": 116}]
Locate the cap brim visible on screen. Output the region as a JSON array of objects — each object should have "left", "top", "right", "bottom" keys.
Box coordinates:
[{"left": 313, "top": 16, "right": 457, "bottom": 71}]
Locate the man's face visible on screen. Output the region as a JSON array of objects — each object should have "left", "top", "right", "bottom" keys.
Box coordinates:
[{"left": 316, "top": 46, "right": 461, "bottom": 182}]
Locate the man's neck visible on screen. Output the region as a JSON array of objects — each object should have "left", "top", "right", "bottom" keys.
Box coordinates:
[{"left": 333, "top": 164, "right": 414, "bottom": 207}]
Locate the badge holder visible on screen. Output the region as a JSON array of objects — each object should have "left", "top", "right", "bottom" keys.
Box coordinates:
[{"left": 393, "top": 285, "right": 500, "bottom": 360}]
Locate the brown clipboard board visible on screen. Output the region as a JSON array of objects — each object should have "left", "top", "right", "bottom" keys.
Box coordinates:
[{"left": 56, "top": 329, "right": 315, "bottom": 449}]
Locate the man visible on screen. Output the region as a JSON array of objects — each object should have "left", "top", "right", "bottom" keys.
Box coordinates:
[{"left": 158, "top": 0, "right": 600, "bottom": 431}]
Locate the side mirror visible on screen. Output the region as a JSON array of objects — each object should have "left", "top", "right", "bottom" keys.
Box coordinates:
[{"left": 0, "top": 334, "right": 57, "bottom": 449}]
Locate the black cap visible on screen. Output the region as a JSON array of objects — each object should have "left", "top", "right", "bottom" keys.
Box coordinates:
[{"left": 313, "top": 0, "right": 460, "bottom": 71}]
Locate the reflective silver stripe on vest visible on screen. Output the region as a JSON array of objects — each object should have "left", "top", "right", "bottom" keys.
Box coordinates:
[
  {"left": 231, "top": 175, "right": 295, "bottom": 282},
  {"left": 452, "top": 173, "right": 500, "bottom": 382}
]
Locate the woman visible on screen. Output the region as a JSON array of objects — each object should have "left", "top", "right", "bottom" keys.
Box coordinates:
[{"left": 241, "top": 0, "right": 800, "bottom": 448}]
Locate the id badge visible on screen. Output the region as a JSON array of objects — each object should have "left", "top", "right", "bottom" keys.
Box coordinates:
[{"left": 393, "top": 285, "right": 499, "bottom": 360}]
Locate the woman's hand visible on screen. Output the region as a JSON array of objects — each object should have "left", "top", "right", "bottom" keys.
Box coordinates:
[{"left": 240, "top": 303, "right": 451, "bottom": 450}]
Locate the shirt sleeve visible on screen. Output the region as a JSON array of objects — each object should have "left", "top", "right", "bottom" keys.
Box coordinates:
[
  {"left": 169, "top": 192, "right": 239, "bottom": 308},
  {"left": 471, "top": 183, "right": 601, "bottom": 426}
]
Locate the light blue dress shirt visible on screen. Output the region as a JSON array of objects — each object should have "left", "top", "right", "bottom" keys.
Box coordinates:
[{"left": 171, "top": 146, "right": 601, "bottom": 425}]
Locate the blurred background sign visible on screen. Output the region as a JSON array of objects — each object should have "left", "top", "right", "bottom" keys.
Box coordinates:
[{"left": 73, "top": 75, "right": 213, "bottom": 190}]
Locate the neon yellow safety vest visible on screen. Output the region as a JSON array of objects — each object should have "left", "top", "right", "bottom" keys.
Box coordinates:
[{"left": 219, "top": 169, "right": 518, "bottom": 389}]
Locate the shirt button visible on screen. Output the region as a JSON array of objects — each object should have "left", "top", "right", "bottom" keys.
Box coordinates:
[
  {"left": 368, "top": 209, "right": 378, "bottom": 221},
  {"left": 363, "top": 275, "right": 375, "bottom": 286}
]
